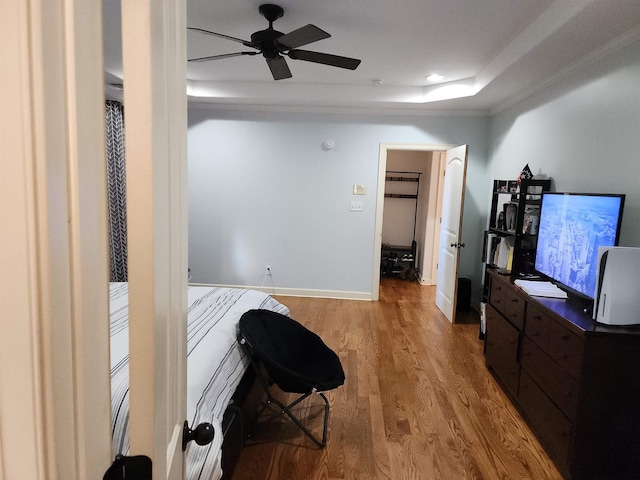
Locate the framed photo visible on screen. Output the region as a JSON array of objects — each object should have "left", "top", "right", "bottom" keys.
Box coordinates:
[{"left": 522, "top": 206, "right": 540, "bottom": 234}]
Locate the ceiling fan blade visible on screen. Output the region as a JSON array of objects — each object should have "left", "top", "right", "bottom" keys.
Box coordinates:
[
  {"left": 187, "top": 27, "right": 252, "bottom": 46},
  {"left": 188, "top": 51, "right": 258, "bottom": 62},
  {"left": 267, "top": 56, "right": 292, "bottom": 80},
  {"left": 276, "top": 24, "right": 330, "bottom": 50},
  {"left": 287, "top": 50, "right": 361, "bottom": 70}
]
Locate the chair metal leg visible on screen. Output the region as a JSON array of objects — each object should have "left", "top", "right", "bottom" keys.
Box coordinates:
[
  {"left": 240, "top": 336, "right": 332, "bottom": 448},
  {"left": 279, "top": 390, "right": 329, "bottom": 448}
]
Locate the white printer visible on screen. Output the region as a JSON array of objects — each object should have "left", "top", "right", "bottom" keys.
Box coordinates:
[{"left": 593, "top": 246, "right": 640, "bottom": 325}]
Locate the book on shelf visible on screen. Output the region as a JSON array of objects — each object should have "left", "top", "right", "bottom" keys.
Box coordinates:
[
  {"left": 495, "top": 236, "right": 513, "bottom": 269},
  {"left": 483, "top": 232, "right": 501, "bottom": 264},
  {"left": 514, "top": 279, "right": 568, "bottom": 298},
  {"left": 506, "top": 246, "right": 514, "bottom": 271}
]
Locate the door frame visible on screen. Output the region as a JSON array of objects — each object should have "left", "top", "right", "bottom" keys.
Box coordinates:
[
  {"left": 373, "top": 143, "right": 455, "bottom": 301},
  {"left": 1, "top": 0, "right": 111, "bottom": 477}
]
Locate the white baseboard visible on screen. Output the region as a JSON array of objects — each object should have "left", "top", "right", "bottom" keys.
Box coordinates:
[{"left": 189, "top": 283, "right": 373, "bottom": 301}]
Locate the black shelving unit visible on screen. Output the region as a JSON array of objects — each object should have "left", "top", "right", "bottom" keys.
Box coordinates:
[{"left": 482, "top": 178, "right": 551, "bottom": 300}]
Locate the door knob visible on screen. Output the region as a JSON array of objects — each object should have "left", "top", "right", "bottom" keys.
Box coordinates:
[{"left": 182, "top": 421, "right": 214, "bottom": 451}]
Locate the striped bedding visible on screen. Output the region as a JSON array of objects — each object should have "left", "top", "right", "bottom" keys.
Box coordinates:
[{"left": 109, "top": 283, "right": 289, "bottom": 480}]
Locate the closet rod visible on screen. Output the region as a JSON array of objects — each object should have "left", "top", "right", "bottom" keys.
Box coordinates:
[
  {"left": 384, "top": 193, "right": 418, "bottom": 199},
  {"left": 385, "top": 176, "right": 419, "bottom": 182}
]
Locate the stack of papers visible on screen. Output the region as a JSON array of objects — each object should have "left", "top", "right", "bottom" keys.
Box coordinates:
[{"left": 514, "top": 279, "right": 568, "bottom": 298}]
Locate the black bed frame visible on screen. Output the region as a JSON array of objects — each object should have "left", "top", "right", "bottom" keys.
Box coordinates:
[{"left": 220, "top": 365, "right": 265, "bottom": 480}]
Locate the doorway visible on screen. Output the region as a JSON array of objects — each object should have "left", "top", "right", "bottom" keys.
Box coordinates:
[{"left": 372, "top": 143, "right": 453, "bottom": 301}]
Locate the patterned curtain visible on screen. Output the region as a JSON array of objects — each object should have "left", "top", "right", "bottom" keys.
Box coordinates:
[{"left": 106, "top": 100, "right": 128, "bottom": 282}]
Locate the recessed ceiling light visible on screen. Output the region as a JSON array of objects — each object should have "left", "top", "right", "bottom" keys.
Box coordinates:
[
  {"left": 372, "top": 79, "right": 384, "bottom": 86},
  {"left": 426, "top": 74, "right": 445, "bottom": 82}
]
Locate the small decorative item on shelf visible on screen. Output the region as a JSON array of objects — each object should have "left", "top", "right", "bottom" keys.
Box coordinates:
[
  {"left": 517, "top": 163, "right": 534, "bottom": 185},
  {"left": 503, "top": 202, "right": 518, "bottom": 231}
]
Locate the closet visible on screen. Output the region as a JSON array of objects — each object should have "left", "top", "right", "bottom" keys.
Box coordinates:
[{"left": 381, "top": 171, "right": 420, "bottom": 280}]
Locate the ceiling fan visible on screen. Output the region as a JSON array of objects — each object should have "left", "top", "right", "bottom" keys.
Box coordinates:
[{"left": 188, "top": 4, "right": 361, "bottom": 80}]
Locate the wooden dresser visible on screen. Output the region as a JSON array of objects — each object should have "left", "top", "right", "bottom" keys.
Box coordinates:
[{"left": 484, "top": 269, "right": 640, "bottom": 479}]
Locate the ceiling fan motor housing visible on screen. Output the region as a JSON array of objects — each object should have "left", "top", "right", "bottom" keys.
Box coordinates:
[{"left": 250, "top": 29, "right": 285, "bottom": 59}]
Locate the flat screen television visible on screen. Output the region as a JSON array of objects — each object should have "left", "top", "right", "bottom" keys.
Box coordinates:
[{"left": 534, "top": 192, "right": 625, "bottom": 301}]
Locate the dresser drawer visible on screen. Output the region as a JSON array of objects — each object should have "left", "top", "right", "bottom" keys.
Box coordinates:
[
  {"left": 547, "top": 320, "right": 584, "bottom": 379},
  {"left": 486, "top": 304, "right": 520, "bottom": 362},
  {"left": 485, "top": 305, "right": 520, "bottom": 394},
  {"left": 519, "top": 371, "right": 572, "bottom": 466},
  {"left": 524, "top": 303, "right": 550, "bottom": 349},
  {"left": 490, "top": 279, "right": 507, "bottom": 315},
  {"left": 521, "top": 337, "right": 579, "bottom": 420},
  {"left": 503, "top": 288, "right": 525, "bottom": 330}
]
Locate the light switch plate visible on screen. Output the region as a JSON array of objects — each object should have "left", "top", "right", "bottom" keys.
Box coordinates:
[{"left": 350, "top": 201, "right": 364, "bottom": 212}]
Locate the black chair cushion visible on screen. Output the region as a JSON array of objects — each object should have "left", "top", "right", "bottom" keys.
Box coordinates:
[{"left": 239, "top": 309, "right": 345, "bottom": 394}]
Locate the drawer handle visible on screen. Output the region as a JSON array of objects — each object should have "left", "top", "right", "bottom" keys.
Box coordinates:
[{"left": 511, "top": 298, "right": 519, "bottom": 303}]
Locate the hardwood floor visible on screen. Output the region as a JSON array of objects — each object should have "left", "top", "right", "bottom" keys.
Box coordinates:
[{"left": 231, "top": 278, "right": 561, "bottom": 480}]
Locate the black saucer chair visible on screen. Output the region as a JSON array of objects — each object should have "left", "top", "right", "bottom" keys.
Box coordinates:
[{"left": 238, "top": 309, "right": 345, "bottom": 448}]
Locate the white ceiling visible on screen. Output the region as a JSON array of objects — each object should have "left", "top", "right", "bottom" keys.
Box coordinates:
[{"left": 103, "top": 0, "right": 640, "bottom": 115}]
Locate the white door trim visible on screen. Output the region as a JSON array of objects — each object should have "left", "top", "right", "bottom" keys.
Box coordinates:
[
  {"left": 1, "top": 0, "right": 111, "bottom": 477},
  {"left": 373, "top": 143, "right": 455, "bottom": 300}
]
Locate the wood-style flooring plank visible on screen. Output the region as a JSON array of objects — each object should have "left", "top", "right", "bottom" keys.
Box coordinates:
[{"left": 231, "top": 278, "right": 562, "bottom": 480}]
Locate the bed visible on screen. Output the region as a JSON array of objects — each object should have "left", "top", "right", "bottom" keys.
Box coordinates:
[{"left": 109, "top": 282, "right": 289, "bottom": 479}]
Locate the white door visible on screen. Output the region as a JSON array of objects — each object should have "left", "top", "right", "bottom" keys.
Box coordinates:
[
  {"left": 122, "top": 0, "right": 188, "bottom": 478},
  {"left": 435, "top": 145, "right": 469, "bottom": 323}
]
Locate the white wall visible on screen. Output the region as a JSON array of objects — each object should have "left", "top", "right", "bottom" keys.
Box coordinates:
[
  {"left": 188, "top": 37, "right": 640, "bottom": 304},
  {"left": 188, "top": 109, "right": 489, "bottom": 299},
  {"left": 489, "top": 37, "right": 640, "bottom": 246}
]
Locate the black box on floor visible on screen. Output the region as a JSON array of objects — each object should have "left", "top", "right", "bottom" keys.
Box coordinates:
[{"left": 457, "top": 277, "right": 471, "bottom": 311}]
